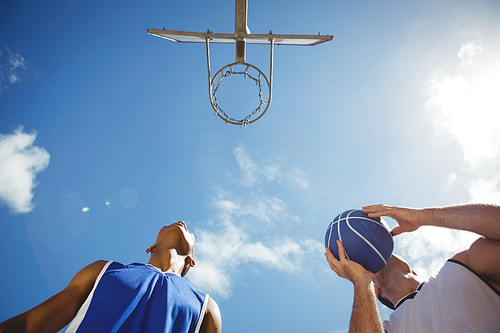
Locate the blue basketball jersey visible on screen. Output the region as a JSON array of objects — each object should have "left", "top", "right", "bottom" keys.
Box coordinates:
[{"left": 66, "top": 261, "right": 208, "bottom": 333}]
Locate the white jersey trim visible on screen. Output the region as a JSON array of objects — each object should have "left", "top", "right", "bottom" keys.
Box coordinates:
[
  {"left": 193, "top": 294, "right": 210, "bottom": 333},
  {"left": 65, "top": 260, "right": 114, "bottom": 333}
]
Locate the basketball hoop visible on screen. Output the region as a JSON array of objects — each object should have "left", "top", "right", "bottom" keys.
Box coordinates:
[
  {"left": 205, "top": 34, "right": 274, "bottom": 127},
  {"left": 209, "top": 63, "right": 271, "bottom": 127}
]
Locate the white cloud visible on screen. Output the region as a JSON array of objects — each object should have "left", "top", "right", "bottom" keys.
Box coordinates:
[
  {"left": 191, "top": 261, "right": 231, "bottom": 297},
  {"left": 285, "top": 167, "right": 310, "bottom": 190},
  {"left": 233, "top": 146, "right": 258, "bottom": 187},
  {"left": 395, "top": 227, "right": 478, "bottom": 280},
  {"left": 445, "top": 172, "right": 458, "bottom": 190},
  {"left": 0, "top": 45, "right": 28, "bottom": 91},
  {"left": 212, "top": 191, "right": 299, "bottom": 226},
  {"left": 458, "top": 41, "right": 483, "bottom": 68},
  {"left": 0, "top": 127, "right": 50, "bottom": 214},
  {"left": 232, "top": 144, "right": 309, "bottom": 190},
  {"left": 187, "top": 146, "right": 321, "bottom": 298},
  {"left": 188, "top": 191, "right": 314, "bottom": 298},
  {"left": 467, "top": 178, "right": 500, "bottom": 205},
  {"left": 189, "top": 216, "right": 324, "bottom": 298}
]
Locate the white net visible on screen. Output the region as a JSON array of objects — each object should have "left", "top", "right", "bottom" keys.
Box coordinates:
[{"left": 210, "top": 63, "right": 271, "bottom": 127}]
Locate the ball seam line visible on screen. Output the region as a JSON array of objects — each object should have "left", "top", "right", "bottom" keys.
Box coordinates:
[{"left": 345, "top": 215, "right": 388, "bottom": 266}]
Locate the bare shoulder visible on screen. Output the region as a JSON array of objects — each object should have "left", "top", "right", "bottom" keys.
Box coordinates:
[
  {"left": 61, "top": 260, "right": 109, "bottom": 309},
  {"left": 452, "top": 237, "right": 500, "bottom": 291},
  {"left": 74, "top": 260, "right": 108, "bottom": 281},
  {"left": 66, "top": 260, "right": 108, "bottom": 290},
  {"left": 199, "top": 296, "right": 222, "bottom": 333}
]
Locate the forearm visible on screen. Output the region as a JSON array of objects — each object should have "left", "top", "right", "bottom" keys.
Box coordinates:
[
  {"left": 422, "top": 204, "right": 500, "bottom": 240},
  {"left": 349, "top": 281, "right": 384, "bottom": 333}
]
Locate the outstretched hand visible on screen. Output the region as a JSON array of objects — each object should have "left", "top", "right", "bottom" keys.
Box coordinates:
[
  {"left": 325, "top": 240, "right": 376, "bottom": 287},
  {"left": 363, "top": 204, "right": 424, "bottom": 236}
]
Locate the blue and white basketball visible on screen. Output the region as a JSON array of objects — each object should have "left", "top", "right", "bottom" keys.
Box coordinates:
[{"left": 325, "top": 209, "right": 394, "bottom": 273}]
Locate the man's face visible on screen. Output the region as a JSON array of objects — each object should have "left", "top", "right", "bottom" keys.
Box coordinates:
[{"left": 156, "top": 221, "right": 195, "bottom": 256}]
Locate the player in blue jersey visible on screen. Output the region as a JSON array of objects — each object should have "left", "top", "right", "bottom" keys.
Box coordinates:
[
  {"left": 0, "top": 221, "right": 222, "bottom": 333},
  {"left": 325, "top": 203, "right": 500, "bottom": 333}
]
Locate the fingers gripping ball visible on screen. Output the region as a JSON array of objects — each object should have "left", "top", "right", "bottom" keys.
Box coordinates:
[{"left": 325, "top": 209, "right": 394, "bottom": 273}]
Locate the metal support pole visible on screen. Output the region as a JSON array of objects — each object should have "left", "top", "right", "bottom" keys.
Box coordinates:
[
  {"left": 206, "top": 38, "right": 212, "bottom": 101},
  {"left": 236, "top": 40, "right": 246, "bottom": 64},
  {"left": 269, "top": 38, "right": 274, "bottom": 101},
  {"left": 235, "top": 0, "right": 248, "bottom": 64}
]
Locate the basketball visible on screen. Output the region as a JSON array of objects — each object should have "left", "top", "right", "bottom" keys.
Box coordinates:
[{"left": 325, "top": 209, "right": 394, "bottom": 273}]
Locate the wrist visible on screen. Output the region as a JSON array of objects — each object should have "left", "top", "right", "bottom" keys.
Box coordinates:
[
  {"left": 418, "top": 208, "right": 433, "bottom": 227},
  {"left": 353, "top": 276, "right": 375, "bottom": 289}
]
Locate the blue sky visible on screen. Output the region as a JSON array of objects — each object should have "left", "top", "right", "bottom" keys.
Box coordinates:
[{"left": 1, "top": 0, "right": 500, "bottom": 332}]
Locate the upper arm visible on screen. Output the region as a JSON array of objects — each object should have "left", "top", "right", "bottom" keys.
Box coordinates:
[
  {"left": 452, "top": 237, "right": 500, "bottom": 291},
  {"left": 199, "top": 296, "right": 222, "bottom": 333},
  {"left": 0, "top": 260, "right": 107, "bottom": 333}
]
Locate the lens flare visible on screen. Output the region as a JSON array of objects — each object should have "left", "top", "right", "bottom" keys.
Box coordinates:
[{"left": 82, "top": 207, "right": 90, "bottom": 212}]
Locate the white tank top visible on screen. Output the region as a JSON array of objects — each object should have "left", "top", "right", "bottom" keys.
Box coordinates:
[{"left": 384, "top": 259, "right": 500, "bottom": 333}]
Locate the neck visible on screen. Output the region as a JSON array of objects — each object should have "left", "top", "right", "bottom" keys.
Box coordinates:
[
  {"left": 147, "top": 248, "right": 185, "bottom": 276},
  {"left": 388, "top": 274, "right": 422, "bottom": 305}
]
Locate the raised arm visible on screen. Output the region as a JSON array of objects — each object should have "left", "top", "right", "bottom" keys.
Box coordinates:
[
  {"left": 362, "top": 203, "right": 500, "bottom": 239},
  {"left": 0, "top": 260, "right": 106, "bottom": 333},
  {"left": 325, "top": 241, "right": 384, "bottom": 333},
  {"left": 363, "top": 203, "right": 500, "bottom": 291}
]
